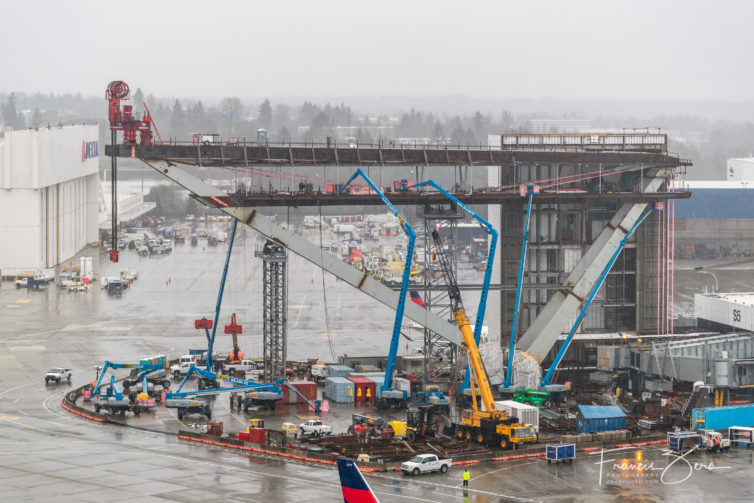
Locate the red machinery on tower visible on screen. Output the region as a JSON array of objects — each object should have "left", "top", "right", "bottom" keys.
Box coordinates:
[
  {"left": 105, "top": 80, "right": 161, "bottom": 262},
  {"left": 106, "top": 80, "right": 160, "bottom": 146}
]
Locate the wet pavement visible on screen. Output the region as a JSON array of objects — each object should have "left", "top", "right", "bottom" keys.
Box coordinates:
[{"left": 2, "top": 226, "right": 754, "bottom": 501}]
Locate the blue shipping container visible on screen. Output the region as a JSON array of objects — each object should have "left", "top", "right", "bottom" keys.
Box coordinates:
[
  {"left": 325, "top": 377, "right": 354, "bottom": 403},
  {"left": 576, "top": 405, "right": 627, "bottom": 433},
  {"left": 692, "top": 403, "right": 754, "bottom": 430}
]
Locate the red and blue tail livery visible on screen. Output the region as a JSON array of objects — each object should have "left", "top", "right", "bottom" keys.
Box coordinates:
[
  {"left": 337, "top": 457, "right": 379, "bottom": 503},
  {"left": 409, "top": 290, "right": 425, "bottom": 307}
]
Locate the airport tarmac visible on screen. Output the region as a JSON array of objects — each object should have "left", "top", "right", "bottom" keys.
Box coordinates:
[{"left": 3, "top": 229, "right": 754, "bottom": 501}]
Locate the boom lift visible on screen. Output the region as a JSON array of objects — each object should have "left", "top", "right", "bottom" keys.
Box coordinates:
[
  {"left": 540, "top": 206, "right": 660, "bottom": 387},
  {"left": 503, "top": 183, "right": 538, "bottom": 389},
  {"left": 340, "top": 169, "right": 415, "bottom": 409},
  {"left": 166, "top": 365, "right": 321, "bottom": 419},
  {"left": 405, "top": 180, "right": 498, "bottom": 395},
  {"left": 200, "top": 219, "right": 239, "bottom": 371},
  {"left": 88, "top": 361, "right": 164, "bottom": 401},
  {"left": 430, "top": 229, "right": 537, "bottom": 449}
]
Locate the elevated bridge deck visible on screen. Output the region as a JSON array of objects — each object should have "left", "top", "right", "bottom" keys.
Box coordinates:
[{"left": 106, "top": 143, "right": 689, "bottom": 168}]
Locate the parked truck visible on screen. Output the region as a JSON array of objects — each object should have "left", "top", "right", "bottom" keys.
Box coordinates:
[
  {"left": 298, "top": 419, "right": 332, "bottom": 437},
  {"left": 400, "top": 454, "right": 452, "bottom": 476},
  {"left": 15, "top": 277, "right": 46, "bottom": 289}
]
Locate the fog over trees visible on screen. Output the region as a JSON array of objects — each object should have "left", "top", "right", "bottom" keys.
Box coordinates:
[{"left": 3, "top": 89, "right": 754, "bottom": 180}]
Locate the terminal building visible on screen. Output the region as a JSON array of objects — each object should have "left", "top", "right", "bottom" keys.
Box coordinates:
[{"left": 0, "top": 125, "right": 100, "bottom": 275}]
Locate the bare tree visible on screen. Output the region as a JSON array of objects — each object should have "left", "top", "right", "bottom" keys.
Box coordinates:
[{"left": 220, "top": 97, "right": 244, "bottom": 136}]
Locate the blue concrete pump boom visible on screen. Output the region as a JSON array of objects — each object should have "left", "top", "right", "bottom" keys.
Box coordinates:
[
  {"left": 541, "top": 207, "right": 659, "bottom": 386},
  {"left": 405, "top": 180, "right": 497, "bottom": 392},
  {"left": 504, "top": 184, "right": 538, "bottom": 388},
  {"left": 340, "top": 169, "right": 415, "bottom": 403},
  {"left": 202, "top": 218, "right": 239, "bottom": 371}
]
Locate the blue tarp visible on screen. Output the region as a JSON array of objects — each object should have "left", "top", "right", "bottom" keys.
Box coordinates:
[{"left": 577, "top": 405, "right": 626, "bottom": 420}]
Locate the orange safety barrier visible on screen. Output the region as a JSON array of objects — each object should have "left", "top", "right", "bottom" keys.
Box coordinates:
[
  {"left": 454, "top": 459, "right": 481, "bottom": 466},
  {"left": 492, "top": 452, "right": 545, "bottom": 462},
  {"left": 60, "top": 397, "right": 104, "bottom": 423}
]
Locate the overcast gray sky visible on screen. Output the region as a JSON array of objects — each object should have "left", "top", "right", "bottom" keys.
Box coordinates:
[{"left": 2, "top": 0, "right": 753, "bottom": 102}]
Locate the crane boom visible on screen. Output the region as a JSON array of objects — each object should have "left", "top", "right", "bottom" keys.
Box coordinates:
[
  {"left": 430, "top": 229, "right": 497, "bottom": 414},
  {"left": 406, "top": 181, "right": 497, "bottom": 392},
  {"left": 341, "top": 169, "right": 415, "bottom": 401}
]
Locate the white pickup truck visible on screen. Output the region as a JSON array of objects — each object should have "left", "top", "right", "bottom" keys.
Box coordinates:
[
  {"left": 170, "top": 359, "right": 196, "bottom": 378},
  {"left": 401, "top": 454, "right": 453, "bottom": 476},
  {"left": 45, "top": 367, "right": 72, "bottom": 384},
  {"left": 299, "top": 419, "right": 332, "bottom": 437}
]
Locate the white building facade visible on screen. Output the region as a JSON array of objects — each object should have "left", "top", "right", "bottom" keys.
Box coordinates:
[{"left": 0, "top": 125, "right": 99, "bottom": 275}]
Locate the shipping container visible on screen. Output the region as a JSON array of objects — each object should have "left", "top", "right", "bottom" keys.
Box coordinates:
[
  {"left": 287, "top": 381, "right": 317, "bottom": 405},
  {"left": 692, "top": 403, "right": 754, "bottom": 430},
  {"left": 576, "top": 405, "right": 627, "bottom": 433},
  {"left": 325, "top": 377, "right": 355, "bottom": 403},
  {"left": 495, "top": 400, "right": 540, "bottom": 431},
  {"left": 347, "top": 376, "right": 376, "bottom": 403},
  {"left": 326, "top": 365, "right": 354, "bottom": 378}
]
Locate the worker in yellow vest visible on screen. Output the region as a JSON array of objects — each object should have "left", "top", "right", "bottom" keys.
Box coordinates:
[{"left": 463, "top": 468, "right": 470, "bottom": 488}]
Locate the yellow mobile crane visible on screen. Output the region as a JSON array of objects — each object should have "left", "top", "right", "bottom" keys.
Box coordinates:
[{"left": 430, "top": 229, "right": 537, "bottom": 450}]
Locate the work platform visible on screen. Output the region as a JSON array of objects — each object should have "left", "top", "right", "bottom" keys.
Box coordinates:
[
  {"left": 105, "top": 143, "right": 689, "bottom": 168},
  {"left": 213, "top": 190, "right": 689, "bottom": 207}
]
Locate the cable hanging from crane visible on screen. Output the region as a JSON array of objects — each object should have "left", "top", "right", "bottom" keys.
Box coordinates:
[{"left": 318, "top": 203, "right": 337, "bottom": 362}]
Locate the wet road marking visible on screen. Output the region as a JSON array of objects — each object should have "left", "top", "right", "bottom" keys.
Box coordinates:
[
  {"left": 6, "top": 305, "right": 20, "bottom": 308},
  {"left": 0, "top": 316, "right": 140, "bottom": 341},
  {"left": 15, "top": 299, "right": 31, "bottom": 304},
  {"left": 0, "top": 382, "right": 34, "bottom": 396},
  {"left": 0, "top": 415, "right": 21, "bottom": 420},
  {"left": 9, "top": 345, "right": 46, "bottom": 351}
]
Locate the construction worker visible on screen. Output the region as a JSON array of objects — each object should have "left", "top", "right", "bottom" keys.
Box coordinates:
[{"left": 462, "top": 468, "right": 470, "bottom": 488}]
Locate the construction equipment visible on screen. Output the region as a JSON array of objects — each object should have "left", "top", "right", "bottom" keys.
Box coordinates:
[
  {"left": 93, "top": 376, "right": 137, "bottom": 416},
  {"left": 504, "top": 183, "right": 538, "bottom": 389},
  {"left": 105, "top": 80, "right": 158, "bottom": 262},
  {"left": 165, "top": 365, "right": 282, "bottom": 417},
  {"left": 225, "top": 313, "right": 244, "bottom": 364},
  {"left": 513, "top": 389, "right": 553, "bottom": 408},
  {"left": 247, "top": 418, "right": 265, "bottom": 430},
  {"left": 411, "top": 391, "right": 450, "bottom": 413},
  {"left": 430, "top": 229, "right": 537, "bottom": 449},
  {"left": 540, "top": 206, "right": 659, "bottom": 386},
  {"left": 88, "top": 361, "right": 164, "bottom": 401},
  {"left": 348, "top": 413, "right": 395, "bottom": 440},
  {"left": 341, "top": 169, "right": 415, "bottom": 409},
  {"left": 406, "top": 180, "right": 498, "bottom": 394}
]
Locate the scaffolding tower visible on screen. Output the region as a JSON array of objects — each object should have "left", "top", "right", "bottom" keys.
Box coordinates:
[
  {"left": 421, "top": 202, "right": 463, "bottom": 382},
  {"left": 256, "top": 240, "right": 288, "bottom": 382}
]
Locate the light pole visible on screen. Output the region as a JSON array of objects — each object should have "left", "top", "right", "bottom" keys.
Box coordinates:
[{"left": 694, "top": 266, "right": 719, "bottom": 292}]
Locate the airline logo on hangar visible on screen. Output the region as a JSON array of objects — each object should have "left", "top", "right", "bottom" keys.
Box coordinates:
[{"left": 81, "top": 140, "right": 98, "bottom": 162}]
